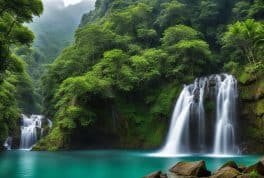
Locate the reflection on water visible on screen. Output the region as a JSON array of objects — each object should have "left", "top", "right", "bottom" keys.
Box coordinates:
[
  {"left": 18, "top": 150, "right": 36, "bottom": 177},
  {"left": 0, "top": 150, "right": 260, "bottom": 178}
]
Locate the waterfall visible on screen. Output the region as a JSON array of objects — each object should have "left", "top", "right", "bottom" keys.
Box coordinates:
[
  {"left": 20, "top": 114, "right": 44, "bottom": 150},
  {"left": 213, "top": 74, "right": 238, "bottom": 154},
  {"left": 3, "top": 137, "right": 12, "bottom": 150},
  {"left": 158, "top": 74, "right": 238, "bottom": 155},
  {"left": 159, "top": 86, "right": 194, "bottom": 155}
]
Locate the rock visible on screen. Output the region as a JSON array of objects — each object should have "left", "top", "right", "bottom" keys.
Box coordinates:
[
  {"left": 168, "top": 172, "right": 197, "bottom": 178},
  {"left": 238, "top": 165, "right": 247, "bottom": 172},
  {"left": 167, "top": 172, "right": 196, "bottom": 178},
  {"left": 160, "top": 173, "right": 168, "bottom": 178},
  {"left": 169, "top": 160, "right": 211, "bottom": 177},
  {"left": 243, "top": 159, "right": 264, "bottom": 175},
  {"left": 219, "top": 160, "right": 238, "bottom": 170},
  {"left": 210, "top": 166, "right": 241, "bottom": 178},
  {"left": 237, "top": 174, "right": 252, "bottom": 178},
  {"left": 143, "top": 171, "right": 166, "bottom": 178}
]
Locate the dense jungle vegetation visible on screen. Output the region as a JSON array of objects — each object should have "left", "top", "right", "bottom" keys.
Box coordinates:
[{"left": 0, "top": 0, "right": 263, "bottom": 151}]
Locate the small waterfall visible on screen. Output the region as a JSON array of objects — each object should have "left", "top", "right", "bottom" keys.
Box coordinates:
[
  {"left": 158, "top": 74, "right": 238, "bottom": 155},
  {"left": 3, "top": 137, "right": 12, "bottom": 150},
  {"left": 213, "top": 75, "right": 238, "bottom": 154},
  {"left": 20, "top": 114, "right": 44, "bottom": 150}
]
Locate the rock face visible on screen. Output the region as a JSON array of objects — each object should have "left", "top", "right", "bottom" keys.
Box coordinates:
[
  {"left": 239, "top": 75, "right": 264, "bottom": 153},
  {"left": 169, "top": 161, "right": 211, "bottom": 177}
]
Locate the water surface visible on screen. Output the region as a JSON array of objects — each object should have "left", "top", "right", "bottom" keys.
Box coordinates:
[{"left": 0, "top": 150, "right": 260, "bottom": 178}]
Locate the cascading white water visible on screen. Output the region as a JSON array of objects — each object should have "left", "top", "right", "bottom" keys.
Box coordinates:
[
  {"left": 159, "top": 77, "right": 208, "bottom": 155},
  {"left": 3, "top": 137, "right": 12, "bottom": 150},
  {"left": 158, "top": 74, "right": 238, "bottom": 155},
  {"left": 20, "top": 114, "right": 44, "bottom": 150},
  {"left": 196, "top": 78, "right": 207, "bottom": 150},
  {"left": 213, "top": 74, "right": 238, "bottom": 154},
  {"left": 159, "top": 86, "right": 194, "bottom": 155}
]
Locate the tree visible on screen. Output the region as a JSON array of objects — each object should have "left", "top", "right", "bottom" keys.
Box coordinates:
[
  {"left": 248, "top": 0, "right": 264, "bottom": 20},
  {"left": 232, "top": 1, "right": 251, "bottom": 21},
  {"left": 222, "top": 19, "right": 264, "bottom": 63},
  {"left": 175, "top": 39, "right": 211, "bottom": 75},
  {"left": 156, "top": 0, "right": 186, "bottom": 29},
  {"left": 161, "top": 25, "right": 201, "bottom": 48},
  {"left": 0, "top": 0, "right": 43, "bottom": 80}
]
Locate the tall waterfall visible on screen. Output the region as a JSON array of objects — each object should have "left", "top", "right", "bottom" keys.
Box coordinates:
[
  {"left": 213, "top": 75, "right": 238, "bottom": 154},
  {"left": 159, "top": 74, "right": 238, "bottom": 155},
  {"left": 20, "top": 115, "right": 44, "bottom": 150}
]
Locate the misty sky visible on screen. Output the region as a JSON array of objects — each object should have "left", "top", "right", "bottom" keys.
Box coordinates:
[
  {"left": 43, "top": 0, "right": 95, "bottom": 7},
  {"left": 63, "top": 0, "right": 82, "bottom": 6}
]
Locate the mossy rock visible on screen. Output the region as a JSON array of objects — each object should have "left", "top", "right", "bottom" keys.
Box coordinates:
[
  {"left": 33, "top": 127, "right": 68, "bottom": 151},
  {"left": 239, "top": 72, "right": 253, "bottom": 85},
  {"left": 256, "top": 99, "right": 264, "bottom": 117},
  {"left": 240, "top": 80, "right": 264, "bottom": 101},
  {"left": 219, "top": 160, "right": 238, "bottom": 170}
]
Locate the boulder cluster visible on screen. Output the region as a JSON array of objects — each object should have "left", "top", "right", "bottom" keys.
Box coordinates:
[{"left": 143, "top": 158, "right": 264, "bottom": 178}]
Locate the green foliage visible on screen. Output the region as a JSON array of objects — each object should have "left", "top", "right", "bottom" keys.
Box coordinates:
[
  {"left": 0, "top": 0, "right": 43, "bottom": 77},
  {"left": 161, "top": 25, "right": 201, "bottom": 47},
  {"left": 156, "top": 0, "right": 186, "bottom": 29},
  {"left": 249, "top": 170, "right": 261, "bottom": 178},
  {"left": 222, "top": 19, "right": 264, "bottom": 64},
  {"left": 0, "top": 0, "right": 43, "bottom": 147},
  {"left": 37, "top": 0, "right": 264, "bottom": 150}
]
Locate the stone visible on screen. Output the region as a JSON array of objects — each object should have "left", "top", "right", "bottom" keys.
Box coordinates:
[
  {"left": 237, "top": 165, "right": 247, "bottom": 172},
  {"left": 169, "top": 160, "right": 211, "bottom": 177},
  {"left": 243, "top": 160, "right": 264, "bottom": 175},
  {"left": 210, "top": 166, "right": 241, "bottom": 178},
  {"left": 167, "top": 172, "right": 196, "bottom": 178},
  {"left": 219, "top": 160, "right": 238, "bottom": 170},
  {"left": 237, "top": 174, "right": 252, "bottom": 178},
  {"left": 143, "top": 171, "right": 164, "bottom": 178},
  {"left": 160, "top": 173, "right": 168, "bottom": 178}
]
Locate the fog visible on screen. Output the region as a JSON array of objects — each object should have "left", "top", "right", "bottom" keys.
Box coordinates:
[
  {"left": 27, "top": 0, "right": 96, "bottom": 61},
  {"left": 43, "top": 0, "right": 95, "bottom": 7}
]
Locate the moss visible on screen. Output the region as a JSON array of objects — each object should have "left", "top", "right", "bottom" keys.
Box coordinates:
[
  {"left": 205, "top": 100, "right": 215, "bottom": 113},
  {"left": 150, "top": 83, "right": 181, "bottom": 118},
  {"left": 239, "top": 72, "right": 252, "bottom": 84},
  {"left": 33, "top": 127, "right": 68, "bottom": 151},
  {"left": 249, "top": 170, "right": 261, "bottom": 178},
  {"left": 256, "top": 99, "right": 264, "bottom": 117},
  {"left": 239, "top": 79, "right": 264, "bottom": 101}
]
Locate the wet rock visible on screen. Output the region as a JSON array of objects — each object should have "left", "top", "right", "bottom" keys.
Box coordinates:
[
  {"left": 169, "top": 160, "right": 211, "bottom": 177},
  {"left": 243, "top": 159, "right": 264, "bottom": 175},
  {"left": 219, "top": 160, "right": 238, "bottom": 170},
  {"left": 237, "top": 174, "right": 252, "bottom": 178},
  {"left": 160, "top": 173, "right": 168, "bottom": 178},
  {"left": 168, "top": 172, "right": 197, "bottom": 178},
  {"left": 210, "top": 166, "right": 241, "bottom": 178},
  {"left": 143, "top": 171, "right": 167, "bottom": 178},
  {"left": 238, "top": 165, "right": 247, "bottom": 172}
]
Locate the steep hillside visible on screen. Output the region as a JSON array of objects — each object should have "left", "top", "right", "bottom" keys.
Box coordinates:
[{"left": 35, "top": 0, "right": 264, "bottom": 152}]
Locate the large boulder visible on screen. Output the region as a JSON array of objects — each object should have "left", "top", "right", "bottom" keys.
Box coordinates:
[
  {"left": 237, "top": 165, "right": 247, "bottom": 173},
  {"left": 169, "top": 160, "right": 211, "bottom": 177},
  {"left": 210, "top": 166, "right": 241, "bottom": 178},
  {"left": 219, "top": 161, "right": 238, "bottom": 170},
  {"left": 143, "top": 171, "right": 167, "bottom": 178},
  {"left": 237, "top": 174, "right": 253, "bottom": 178},
  {"left": 243, "top": 159, "right": 264, "bottom": 175}
]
